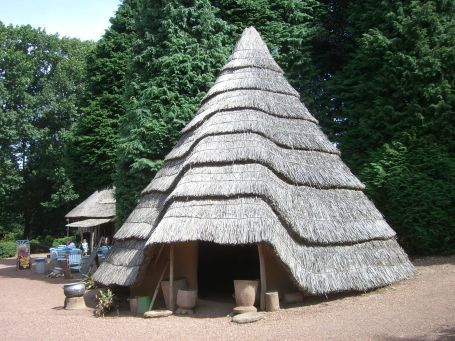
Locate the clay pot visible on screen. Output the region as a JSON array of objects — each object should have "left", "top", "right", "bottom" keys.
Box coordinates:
[
  {"left": 83, "top": 289, "right": 101, "bottom": 308},
  {"left": 234, "top": 280, "right": 259, "bottom": 307},
  {"left": 176, "top": 289, "right": 197, "bottom": 309},
  {"left": 161, "top": 278, "right": 187, "bottom": 310},
  {"left": 63, "top": 282, "right": 85, "bottom": 298}
]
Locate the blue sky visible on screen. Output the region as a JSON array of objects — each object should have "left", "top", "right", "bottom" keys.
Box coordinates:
[{"left": 0, "top": 0, "right": 121, "bottom": 41}]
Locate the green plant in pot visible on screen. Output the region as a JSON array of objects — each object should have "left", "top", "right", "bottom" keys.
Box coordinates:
[
  {"left": 83, "top": 274, "right": 97, "bottom": 290},
  {"left": 95, "top": 289, "right": 118, "bottom": 317}
]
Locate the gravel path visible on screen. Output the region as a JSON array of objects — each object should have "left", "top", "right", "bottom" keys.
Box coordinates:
[{"left": 0, "top": 255, "right": 454, "bottom": 340}]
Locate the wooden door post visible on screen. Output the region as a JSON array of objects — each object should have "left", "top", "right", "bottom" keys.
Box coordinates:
[
  {"left": 258, "top": 243, "right": 267, "bottom": 311},
  {"left": 169, "top": 244, "right": 175, "bottom": 311}
]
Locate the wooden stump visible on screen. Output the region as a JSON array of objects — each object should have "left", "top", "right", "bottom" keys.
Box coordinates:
[
  {"left": 265, "top": 292, "right": 280, "bottom": 312},
  {"left": 64, "top": 297, "right": 87, "bottom": 310}
]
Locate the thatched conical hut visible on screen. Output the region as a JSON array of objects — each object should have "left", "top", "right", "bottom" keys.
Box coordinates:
[{"left": 93, "top": 27, "right": 414, "bottom": 301}]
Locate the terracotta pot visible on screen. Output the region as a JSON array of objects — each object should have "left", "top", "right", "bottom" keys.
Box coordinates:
[
  {"left": 234, "top": 280, "right": 259, "bottom": 306},
  {"left": 161, "top": 278, "right": 187, "bottom": 310},
  {"left": 63, "top": 282, "right": 85, "bottom": 298},
  {"left": 176, "top": 289, "right": 197, "bottom": 309}
]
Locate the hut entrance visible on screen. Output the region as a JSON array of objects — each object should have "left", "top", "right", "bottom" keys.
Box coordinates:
[{"left": 198, "top": 242, "right": 259, "bottom": 299}]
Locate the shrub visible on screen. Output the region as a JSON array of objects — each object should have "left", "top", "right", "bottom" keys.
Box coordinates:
[
  {"left": 30, "top": 239, "right": 50, "bottom": 253},
  {"left": 52, "top": 235, "right": 77, "bottom": 247},
  {"left": 361, "top": 140, "right": 455, "bottom": 255},
  {"left": 95, "top": 289, "right": 118, "bottom": 317},
  {"left": 0, "top": 241, "right": 17, "bottom": 258},
  {"left": 83, "top": 274, "right": 97, "bottom": 290}
]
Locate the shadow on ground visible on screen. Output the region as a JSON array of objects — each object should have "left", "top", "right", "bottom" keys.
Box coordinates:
[
  {"left": 411, "top": 256, "right": 455, "bottom": 267},
  {"left": 382, "top": 326, "right": 455, "bottom": 341}
]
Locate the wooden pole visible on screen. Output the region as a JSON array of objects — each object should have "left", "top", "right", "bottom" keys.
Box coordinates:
[
  {"left": 258, "top": 243, "right": 267, "bottom": 311},
  {"left": 148, "top": 261, "right": 169, "bottom": 311},
  {"left": 90, "top": 230, "right": 95, "bottom": 253},
  {"left": 153, "top": 244, "right": 165, "bottom": 267},
  {"left": 169, "top": 244, "right": 175, "bottom": 311}
]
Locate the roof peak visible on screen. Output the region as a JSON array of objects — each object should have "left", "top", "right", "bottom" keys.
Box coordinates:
[{"left": 233, "top": 26, "right": 271, "bottom": 54}]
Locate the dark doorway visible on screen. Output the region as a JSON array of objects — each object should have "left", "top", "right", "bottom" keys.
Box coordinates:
[{"left": 198, "top": 242, "right": 259, "bottom": 299}]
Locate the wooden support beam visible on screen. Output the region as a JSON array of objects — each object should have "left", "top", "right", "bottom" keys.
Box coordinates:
[
  {"left": 90, "top": 230, "right": 95, "bottom": 254},
  {"left": 153, "top": 244, "right": 165, "bottom": 267},
  {"left": 169, "top": 244, "right": 175, "bottom": 311},
  {"left": 258, "top": 243, "right": 267, "bottom": 311},
  {"left": 148, "top": 261, "right": 169, "bottom": 311}
]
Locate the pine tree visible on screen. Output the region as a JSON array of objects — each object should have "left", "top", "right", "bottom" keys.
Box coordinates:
[
  {"left": 211, "top": 0, "right": 327, "bottom": 122},
  {"left": 66, "top": 0, "right": 139, "bottom": 198},
  {"left": 115, "top": 0, "right": 232, "bottom": 224},
  {"left": 332, "top": 0, "right": 454, "bottom": 167},
  {"left": 329, "top": 0, "right": 455, "bottom": 254}
]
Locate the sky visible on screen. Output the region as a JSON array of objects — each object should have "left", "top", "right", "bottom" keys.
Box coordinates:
[{"left": 0, "top": 0, "right": 121, "bottom": 41}]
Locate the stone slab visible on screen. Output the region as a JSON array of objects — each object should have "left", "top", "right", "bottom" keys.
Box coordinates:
[
  {"left": 233, "top": 306, "right": 257, "bottom": 314},
  {"left": 144, "top": 310, "right": 173, "bottom": 318},
  {"left": 232, "top": 312, "right": 264, "bottom": 324}
]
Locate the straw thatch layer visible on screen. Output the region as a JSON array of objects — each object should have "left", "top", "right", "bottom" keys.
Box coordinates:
[
  {"left": 92, "top": 261, "right": 140, "bottom": 287},
  {"left": 183, "top": 89, "right": 317, "bottom": 134},
  {"left": 166, "top": 109, "right": 339, "bottom": 161},
  {"left": 104, "top": 239, "right": 145, "bottom": 267},
  {"left": 92, "top": 239, "right": 146, "bottom": 286},
  {"left": 66, "top": 218, "right": 112, "bottom": 228},
  {"left": 114, "top": 193, "right": 166, "bottom": 239},
  {"left": 222, "top": 57, "right": 283, "bottom": 73},
  {"left": 202, "top": 68, "right": 299, "bottom": 102},
  {"left": 65, "top": 188, "right": 115, "bottom": 219},
  {"left": 164, "top": 164, "right": 394, "bottom": 243},
  {"left": 143, "top": 132, "right": 364, "bottom": 194},
  {"left": 147, "top": 197, "right": 414, "bottom": 294}
]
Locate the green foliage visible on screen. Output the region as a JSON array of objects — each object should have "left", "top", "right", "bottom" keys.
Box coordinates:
[
  {"left": 83, "top": 274, "right": 98, "bottom": 290},
  {"left": 95, "top": 288, "right": 118, "bottom": 317},
  {"left": 0, "top": 241, "right": 16, "bottom": 258},
  {"left": 324, "top": 0, "right": 455, "bottom": 255},
  {"left": 0, "top": 22, "right": 93, "bottom": 237},
  {"left": 361, "top": 140, "right": 454, "bottom": 255},
  {"left": 330, "top": 0, "right": 455, "bottom": 168},
  {"left": 0, "top": 225, "right": 23, "bottom": 241},
  {"left": 114, "top": 0, "right": 233, "bottom": 225},
  {"left": 66, "top": 0, "right": 139, "bottom": 198},
  {"left": 51, "top": 235, "right": 77, "bottom": 247},
  {"left": 29, "top": 239, "right": 50, "bottom": 253}
]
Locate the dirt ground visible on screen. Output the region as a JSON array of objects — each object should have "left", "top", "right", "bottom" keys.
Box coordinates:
[{"left": 0, "top": 255, "right": 454, "bottom": 341}]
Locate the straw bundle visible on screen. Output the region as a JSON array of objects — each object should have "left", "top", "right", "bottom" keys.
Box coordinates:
[{"left": 93, "top": 27, "right": 414, "bottom": 292}]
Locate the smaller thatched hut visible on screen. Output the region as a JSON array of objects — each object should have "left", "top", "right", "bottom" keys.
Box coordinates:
[{"left": 65, "top": 188, "right": 115, "bottom": 252}]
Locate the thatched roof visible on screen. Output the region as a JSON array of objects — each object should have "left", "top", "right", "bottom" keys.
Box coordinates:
[
  {"left": 66, "top": 218, "right": 113, "bottom": 228},
  {"left": 65, "top": 188, "right": 115, "bottom": 219},
  {"left": 93, "top": 27, "right": 414, "bottom": 293}
]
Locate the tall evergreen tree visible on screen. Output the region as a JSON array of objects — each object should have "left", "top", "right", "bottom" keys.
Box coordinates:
[
  {"left": 66, "top": 0, "right": 138, "bottom": 198},
  {"left": 115, "top": 0, "right": 232, "bottom": 225},
  {"left": 328, "top": 0, "right": 455, "bottom": 254},
  {"left": 211, "top": 0, "right": 327, "bottom": 120}
]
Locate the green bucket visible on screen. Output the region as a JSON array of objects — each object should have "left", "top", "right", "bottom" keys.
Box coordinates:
[{"left": 137, "top": 296, "right": 151, "bottom": 314}]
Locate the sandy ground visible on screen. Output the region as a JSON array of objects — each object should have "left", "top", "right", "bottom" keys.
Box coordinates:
[{"left": 0, "top": 255, "right": 454, "bottom": 341}]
